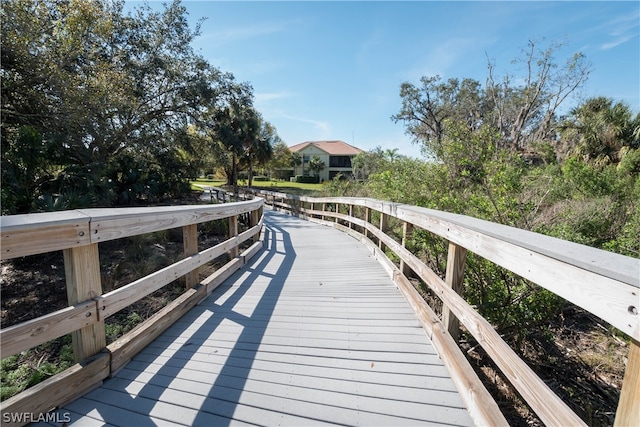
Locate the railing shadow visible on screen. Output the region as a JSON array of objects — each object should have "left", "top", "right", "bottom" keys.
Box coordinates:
[{"left": 64, "top": 210, "right": 296, "bottom": 425}]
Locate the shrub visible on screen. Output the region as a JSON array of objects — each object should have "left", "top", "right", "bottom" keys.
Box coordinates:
[{"left": 295, "top": 175, "right": 319, "bottom": 184}]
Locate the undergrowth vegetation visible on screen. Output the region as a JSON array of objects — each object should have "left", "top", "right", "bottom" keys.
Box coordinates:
[
  {"left": 320, "top": 127, "right": 638, "bottom": 424},
  {"left": 324, "top": 148, "right": 639, "bottom": 348}
]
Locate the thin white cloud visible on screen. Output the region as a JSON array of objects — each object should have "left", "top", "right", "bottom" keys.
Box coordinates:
[
  {"left": 245, "top": 60, "right": 286, "bottom": 75},
  {"left": 280, "top": 113, "right": 331, "bottom": 134},
  {"left": 597, "top": 11, "right": 639, "bottom": 50},
  {"left": 255, "top": 91, "right": 295, "bottom": 103},
  {"left": 199, "top": 23, "right": 286, "bottom": 44},
  {"left": 357, "top": 28, "right": 385, "bottom": 64},
  {"left": 601, "top": 34, "right": 637, "bottom": 50}
]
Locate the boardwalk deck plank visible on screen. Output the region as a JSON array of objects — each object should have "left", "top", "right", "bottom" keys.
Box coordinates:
[{"left": 47, "top": 209, "right": 473, "bottom": 426}]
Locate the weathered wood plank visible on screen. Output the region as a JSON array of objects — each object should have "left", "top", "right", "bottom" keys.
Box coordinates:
[
  {"left": 0, "top": 202, "right": 262, "bottom": 259},
  {"left": 99, "top": 223, "right": 261, "bottom": 318},
  {"left": 85, "top": 199, "right": 261, "bottom": 243},
  {"left": 0, "top": 211, "right": 91, "bottom": 260},
  {"left": 0, "top": 352, "right": 110, "bottom": 427},
  {"left": 397, "top": 205, "right": 639, "bottom": 341},
  {"left": 228, "top": 214, "right": 239, "bottom": 258},
  {"left": 443, "top": 242, "right": 467, "bottom": 341},
  {"left": 386, "top": 261, "right": 507, "bottom": 426},
  {"left": 377, "top": 226, "right": 586, "bottom": 426},
  {"left": 615, "top": 338, "right": 640, "bottom": 426},
  {"left": 182, "top": 224, "right": 198, "bottom": 289},
  {"left": 64, "top": 244, "right": 105, "bottom": 362},
  {"left": 99, "top": 374, "right": 467, "bottom": 426},
  {"left": 0, "top": 300, "right": 97, "bottom": 359}
]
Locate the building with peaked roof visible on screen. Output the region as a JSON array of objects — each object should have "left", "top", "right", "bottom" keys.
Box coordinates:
[{"left": 289, "top": 140, "right": 364, "bottom": 182}]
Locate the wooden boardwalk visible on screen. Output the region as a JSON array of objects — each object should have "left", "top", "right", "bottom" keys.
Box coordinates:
[{"left": 41, "top": 210, "right": 473, "bottom": 426}]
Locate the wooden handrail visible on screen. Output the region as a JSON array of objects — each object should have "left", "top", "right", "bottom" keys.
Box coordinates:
[
  {"left": 0, "top": 200, "right": 264, "bottom": 357},
  {"left": 0, "top": 199, "right": 265, "bottom": 426},
  {"left": 247, "top": 190, "right": 639, "bottom": 337},
  {"left": 0, "top": 200, "right": 263, "bottom": 259},
  {"left": 2, "top": 190, "right": 638, "bottom": 426},
  {"left": 246, "top": 188, "right": 639, "bottom": 427}
]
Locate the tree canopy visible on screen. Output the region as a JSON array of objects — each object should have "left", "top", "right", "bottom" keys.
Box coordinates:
[
  {"left": 1, "top": 0, "right": 278, "bottom": 213},
  {"left": 392, "top": 40, "right": 591, "bottom": 162}
]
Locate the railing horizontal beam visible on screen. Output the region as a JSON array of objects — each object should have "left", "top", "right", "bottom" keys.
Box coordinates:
[
  {"left": 0, "top": 211, "right": 92, "bottom": 260},
  {"left": 0, "top": 200, "right": 262, "bottom": 259},
  {"left": 99, "top": 219, "right": 262, "bottom": 319},
  {"left": 0, "top": 300, "right": 97, "bottom": 359}
]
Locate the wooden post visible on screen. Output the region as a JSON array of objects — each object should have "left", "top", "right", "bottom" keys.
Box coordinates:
[
  {"left": 615, "top": 339, "right": 640, "bottom": 426},
  {"left": 335, "top": 204, "right": 339, "bottom": 223},
  {"left": 64, "top": 244, "right": 106, "bottom": 362},
  {"left": 400, "top": 222, "right": 414, "bottom": 277},
  {"left": 379, "top": 212, "right": 388, "bottom": 251},
  {"left": 251, "top": 208, "right": 261, "bottom": 243},
  {"left": 364, "top": 207, "right": 371, "bottom": 239},
  {"left": 183, "top": 224, "right": 198, "bottom": 289},
  {"left": 310, "top": 202, "right": 315, "bottom": 220},
  {"left": 321, "top": 203, "right": 326, "bottom": 221},
  {"left": 229, "top": 215, "right": 239, "bottom": 258},
  {"left": 348, "top": 204, "right": 354, "bottom": 229},
  {"left": 442, "top": 242, "right": 467, "bottom": 342}
]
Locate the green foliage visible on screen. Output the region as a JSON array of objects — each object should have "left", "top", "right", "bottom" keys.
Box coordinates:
[
  {"left": 295, "top": 175, "right": 320, "bottom": 184},
  {"left": 560, "top": 97, "right": 640, "bottom": 163},
  {"left": 389, "top": 56, "right": 637, "bottom": 346},
  {"left": 1, "top": 336, "right": 74, "bottom": 401},
  {"left": 105, "top": 312, "right": 143, "bottom": 343},
  {"left": 1, "top": 0, "right": 250, "bottom": 213},
  {"left": 362, "top": 91, "right": 638, "bottom": 350},
  {"left": 267, "top": 141, "right": 294, "bottom": 180},
  {"left": 617, "top": 148, "right": 640, "bottom": 176},
  {"left": 308, "top": 155, "right": 325, "bottom": 177}
]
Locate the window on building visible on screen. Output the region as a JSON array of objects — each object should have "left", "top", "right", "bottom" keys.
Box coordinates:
[{"left": 329, "top": 156, "right": 352, "bottom": 168}]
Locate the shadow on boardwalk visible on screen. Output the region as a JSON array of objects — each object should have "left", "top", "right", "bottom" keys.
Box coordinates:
[{"left": 47, "top": 210, "right": 472, "bottom": 426}]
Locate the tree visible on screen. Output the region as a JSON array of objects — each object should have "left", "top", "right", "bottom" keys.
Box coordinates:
[
  {"left": 268, "top": 141, "right": 293, "bottom": 179},
  {"left": 392, "top": 40, "right": 590, "bottom": 163},
  {"left": 243, "top": 118, "right": 277, "bottom": 187},
  {"left": 208, "top": 78, "right": 258, "bottom": 191},
  {"left": 290, "top": 152, "right": 303, "bottom": 174},
  {"left": 391, "top": 76, "right": 486, "bottom": 159},
  {"left": 308, "top": 155, "right": 325, "bottom": 179},
  {"left": 1, "top": 0, "right": 226, "bottom": 212},
  {"left": 352, "top": 147, "right": 406, "bottom": 181},
  {"left": 486, "top": 39, "right": 590, "bottom": 151},
  {"left": 559, "top": 97, "right": 640, "bottom": 163},
  {"left": 384, "top": 148, "right": 401, "bottom": 161}
]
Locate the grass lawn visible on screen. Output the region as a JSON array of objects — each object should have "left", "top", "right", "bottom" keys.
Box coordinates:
[{"left": 190, "top": 178, "right": 325, "bottom": 196}]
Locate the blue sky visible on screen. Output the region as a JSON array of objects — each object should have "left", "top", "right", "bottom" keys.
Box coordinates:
[{"left": 138, "top": 1, "right": 639, "bottom": 158}]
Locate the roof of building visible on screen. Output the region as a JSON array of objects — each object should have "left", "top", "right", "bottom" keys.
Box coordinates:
[{"left": 289, "top": 140, "right": 364, "bottom": 156}]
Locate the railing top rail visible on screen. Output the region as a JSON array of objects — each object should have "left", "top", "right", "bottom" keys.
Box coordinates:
[
  {"left": 247, "top": 189, "right": 639, "bottom": 340},
  {"left": 250, "top": 189, "right": 638, "bottom": 288},
  {"left": 0, "top": 199, "right": 263, "bottom": 260},
  {"left": 398, "top": 204, "right": 639, "bottom": 288}
]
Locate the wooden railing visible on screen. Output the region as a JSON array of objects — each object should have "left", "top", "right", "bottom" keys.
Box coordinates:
[
  {"left": 0, "top": 199, "right": 264, "bottom": 425},
  {"left": 247, "top": 188, "right": 640, "bottom": 427}
]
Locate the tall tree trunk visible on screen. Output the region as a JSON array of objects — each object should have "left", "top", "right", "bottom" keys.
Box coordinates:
[{"left": 232, "top": 151, "right": 238, "bottom": 196}]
